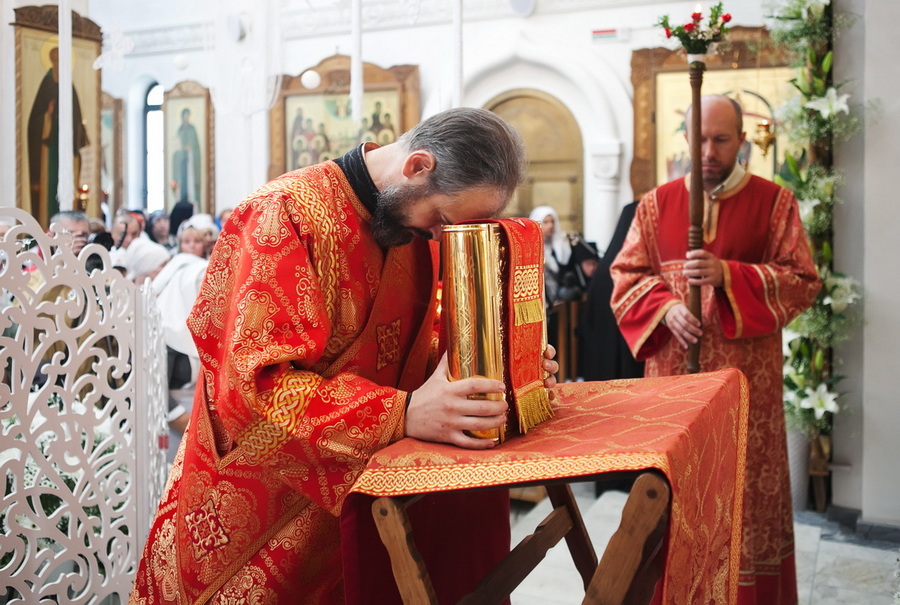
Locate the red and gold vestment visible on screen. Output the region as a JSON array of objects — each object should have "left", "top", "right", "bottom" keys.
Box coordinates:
[
  {"left": 611, "top": 171, "right": 820, "bottom": 604},
  {"left": 130, "top": 161, "right": 507, "bottom": 604}
]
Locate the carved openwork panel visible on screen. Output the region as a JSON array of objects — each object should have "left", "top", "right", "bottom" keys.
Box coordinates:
[{"left": 0, "top": 207, "right": 166, "bottom": 603}]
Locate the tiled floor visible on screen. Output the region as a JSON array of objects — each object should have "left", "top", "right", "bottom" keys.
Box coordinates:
[{"left": 508, "top": 483, "right": 900, "bottom": 604}]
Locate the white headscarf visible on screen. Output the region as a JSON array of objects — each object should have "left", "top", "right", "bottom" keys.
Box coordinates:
[
  {"left": 123, "top": 237, "right": 171, "bottom": 282},
  {"left": 529, "top": 205, "right": 571, "bottom": 273}
]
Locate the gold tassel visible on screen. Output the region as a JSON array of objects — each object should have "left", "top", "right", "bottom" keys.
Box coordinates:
[
  {"left": 514, "top": 298, "right": 545, "bottom": 326},
  {"left": 515, "top": 386, "right": 554, "bottom": 433}
]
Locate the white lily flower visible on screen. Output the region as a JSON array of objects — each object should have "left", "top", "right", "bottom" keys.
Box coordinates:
[
  {"left": 797, "top": 198, "right": 821, "bottom": 226},
  {"left": 800, "top": 383, "right": 840, "bottom": 419},
  {"left": 801, "top": 0, "right": 830, "bottom": 20},
  {"left": 823, "top": 274, "right": 861, "bottom": 313},
  {"left": 776, "top": 94, "right": 804, "bottom": 123},
  {"left": 783, "top": 384, "right": 804, "bottom": 408},
  {"left": 782, "top": 327, "right": 802, "bottom": 357},
  {"left": 805, "top": 87, "right": 850, "bottom": 120}
]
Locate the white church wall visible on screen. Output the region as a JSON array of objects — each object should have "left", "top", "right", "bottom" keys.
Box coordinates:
[
  {"left": 831, "top": 0, "right": 864, "bottom": 517},
  {"left": 857, "top": 0, "right": 900, "bottom": 528}
]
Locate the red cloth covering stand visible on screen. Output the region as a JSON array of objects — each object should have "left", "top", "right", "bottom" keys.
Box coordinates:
[{"left": 350, "top": 370, "right": 749, "bottom": 604}]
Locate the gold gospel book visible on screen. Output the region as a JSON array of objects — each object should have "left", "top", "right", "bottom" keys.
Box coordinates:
[{"left": 441, "top": 219, "right": 553, "bottom": 443}]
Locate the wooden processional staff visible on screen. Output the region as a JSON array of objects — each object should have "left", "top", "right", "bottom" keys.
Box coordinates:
[
  {"left": 658, "top": 2, "right": 731, "bottom": 374},
  {"left": 686, "top": 57, "right": 705, "bottom": 374}
]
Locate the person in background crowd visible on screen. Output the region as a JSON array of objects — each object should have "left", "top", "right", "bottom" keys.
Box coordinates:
[
  {"left": 122, "top": 236, "right": 170, "bottom": 284},
  {"left": 145, "top": 209, "right": 176, "bottom": 251},
  {"left": 580, "top": 200, "right": 644, "bottom": 383},
  {"left": 529, "top": 205, "right": 574, "bottom": 308},
  {"left": 168, "top": 200, "right": 194, "bottom": 238},
  {"left": 567, "top": 235, "right": 599, "bottom": 294},
  {"left": 216, "top": 207, "right": 233, "bottom": 231},
  {"left": 49, "top": 210, "right": 90, "bottom": 257},
  {"left": 179, "top": 213, "right": 219, "bottom": 258},
  {"left": 151, "top": 222, "right": 210, "bottom": 463},
  {"left": 109, "top": 210, "right": 145, "bottom": 270}
]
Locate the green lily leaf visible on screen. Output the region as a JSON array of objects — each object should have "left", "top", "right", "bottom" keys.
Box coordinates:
[{"left": 821, "top": 51, "right": 833, "bottom": 76}]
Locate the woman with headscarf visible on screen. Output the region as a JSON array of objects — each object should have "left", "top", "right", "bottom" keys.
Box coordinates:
[
  {"left": 529, "top": 205, "right": 574, "bottom": 307},
  {"left": 145, "top": 209, "right": 176, "bottom": 251},
  {"left": 529, "top": 205, "right": 577, "bottom": 377}
]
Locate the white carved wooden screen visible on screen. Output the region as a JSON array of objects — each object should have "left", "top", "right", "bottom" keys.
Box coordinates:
[{"left": 0, "top": 207, "right": 168, "bottom": 603}]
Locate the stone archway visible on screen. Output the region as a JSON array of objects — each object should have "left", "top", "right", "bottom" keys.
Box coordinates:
[{"left": 486, "top": 89, "right": 584, "bottom": 236}]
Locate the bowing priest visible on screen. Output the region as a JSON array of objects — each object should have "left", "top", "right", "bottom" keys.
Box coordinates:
[
  {"left": 130, "top": 107, "right": 559, "bottom": 604},
  {"left": 610, "top": 94, "right": 820, "bottom": 604}
]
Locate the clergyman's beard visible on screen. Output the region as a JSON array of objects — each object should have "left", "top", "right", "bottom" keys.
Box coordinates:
[{"left": 371, "top": 182, "right": 433, "bottom": 248}]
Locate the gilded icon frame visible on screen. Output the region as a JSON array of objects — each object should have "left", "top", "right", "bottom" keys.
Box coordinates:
[
  {"left": 268, "top": 54, "right": 420, "bottom": 180},
  {"left": 163, "top": 80, "right": 215, "bottom": 215},
  {"left": 14, "top": 5, "right": 102, "bottom": 226}
]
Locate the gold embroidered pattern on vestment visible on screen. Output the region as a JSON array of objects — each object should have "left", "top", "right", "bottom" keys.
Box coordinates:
[
  {"left": 186, "top": 496, "right": 230, "bottom": 561},
  {"left": 252, "top": 200, "right": 292, "bottom": 247},
  {"left": 376, "top": 319, "right": 401, "bottom": 371},
  {"left": 230, "top": 289, "right": 283, "bottom": 376},
  {"left": 241, "top": 421, "right": 290, "bottom": 465}
]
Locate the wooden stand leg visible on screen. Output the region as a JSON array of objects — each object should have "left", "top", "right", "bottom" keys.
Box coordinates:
[
  {"left": 459, "top": 501, "right": 576, "bottom": 605},
  {"left": 372, "top": 474, "right": 670, "bottom": 605},
  {"left": 547, "top": 483, "right": 598, "bottom": 589},
  {"left": 582, "top": 472, "right": 670, "bottom": 605},
  {"left": 371, "top": 495, "right": 437, "bottom": 605}
]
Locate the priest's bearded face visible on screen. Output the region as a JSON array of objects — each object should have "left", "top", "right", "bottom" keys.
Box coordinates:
[
  {"left": 372, "top": 182, "right": 506, "bottom": 248},
  {"left": 372, "top": 182, "right": 433, "bottom": 248}
]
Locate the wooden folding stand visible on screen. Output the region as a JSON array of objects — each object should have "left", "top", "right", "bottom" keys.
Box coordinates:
[
  {"left": 352, "top": 372, "right": 749, "bottom": 605},
  {"left": 372, "top": 472, "right": 669, "bottom": 605}
]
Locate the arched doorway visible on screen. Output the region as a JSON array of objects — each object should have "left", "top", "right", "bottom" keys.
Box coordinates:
[{"left": 486, "top": 89, "right": 584, "bottom": 235}]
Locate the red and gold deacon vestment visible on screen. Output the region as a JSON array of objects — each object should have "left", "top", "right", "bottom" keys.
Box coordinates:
[
  {"left": 129, "top": 161, "right": 508, "bottom": 604},
  {"left": 610, "top": 169, "right": 820, "bottom": 605}
]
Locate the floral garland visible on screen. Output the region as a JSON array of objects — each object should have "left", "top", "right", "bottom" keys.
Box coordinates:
[{"left": 768, "top": 0, "right": 861, "bottom": 437}]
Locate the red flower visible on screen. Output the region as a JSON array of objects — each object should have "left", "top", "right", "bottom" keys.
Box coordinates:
[
  {"left": 692, "top": 11, "right": 702, "bottom": 21},
  {"left": 684, "top": 22, "right": 695, "bottom": 33},
  {"left": 722, "top": 13, "right": 732, "bottom": 23},
  {"left": 665, "top": 27, "right": 672, "bottom": 38}
]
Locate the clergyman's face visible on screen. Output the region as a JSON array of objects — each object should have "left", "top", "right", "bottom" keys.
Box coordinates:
[
  {"left": 689, "top": 99, "right": 746, "bottom": 190},
  {"left": 371, "top": 183, "right": 506, "bottom": 248}
]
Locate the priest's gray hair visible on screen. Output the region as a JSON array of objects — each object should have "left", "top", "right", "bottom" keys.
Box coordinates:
[{"left": 397, "top": 107, "right": 527, "bottom": 199}]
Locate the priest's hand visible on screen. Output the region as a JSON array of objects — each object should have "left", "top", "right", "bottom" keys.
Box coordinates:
[
  {"left": 542, "top": 344, "right": 559, "bottom": 400},
  {"left": 683, "top": 249, "right": 724, "bottom": 287},
  {"left": 405, "top": 353, "right": 508, "bottom": 450},
  {"left": 663, "top": 303, "right": 703, "bottom": 350}
]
